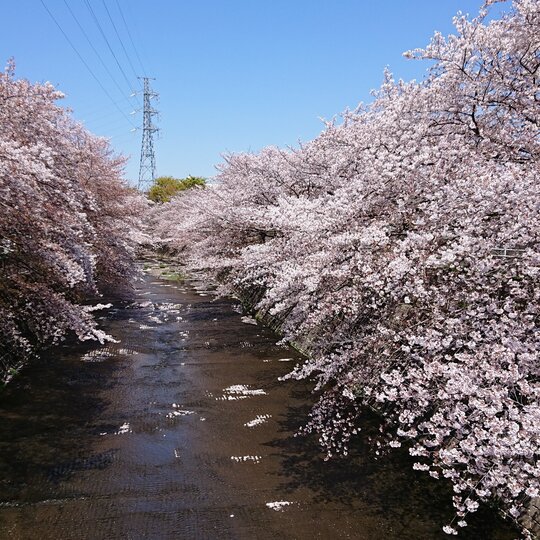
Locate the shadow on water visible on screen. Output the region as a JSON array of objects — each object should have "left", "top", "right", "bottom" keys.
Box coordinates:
[
  {"left": 0, "top": 343, "right": 118, "bottom": 502},
  {"left": 268, "top": 398, "right": 517, "bottom": 540}
]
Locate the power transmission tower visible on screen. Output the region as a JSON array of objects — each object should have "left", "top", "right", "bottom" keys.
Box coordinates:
[{"left": 138, "top": 77, "right": 159, "bottom": 191}]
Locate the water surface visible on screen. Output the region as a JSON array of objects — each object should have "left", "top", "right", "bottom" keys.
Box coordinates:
[{"left": 0, "top": 265, "right": 519, "bottom": 539}]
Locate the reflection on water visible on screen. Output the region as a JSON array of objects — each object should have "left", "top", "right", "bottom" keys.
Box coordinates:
[{"left": 0, "top": 268, "right": 519, "bottom": 539}]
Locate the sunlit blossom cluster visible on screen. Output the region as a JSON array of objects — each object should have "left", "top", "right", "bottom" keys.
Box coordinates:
[
  {"left": 0, "top": 60, "right": 146, "bottom": 381},
  {"left": 149, "top": 1, "right": 539, "bottom": 533}
]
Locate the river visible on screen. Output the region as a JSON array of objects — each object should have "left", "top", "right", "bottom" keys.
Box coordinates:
[{"left": 0, "top": 261, "right": 519, "bottom": 539}]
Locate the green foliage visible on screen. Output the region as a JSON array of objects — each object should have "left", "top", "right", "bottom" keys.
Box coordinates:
[{"left": 148, "top": 175, "right": 206, "bottom": 203}]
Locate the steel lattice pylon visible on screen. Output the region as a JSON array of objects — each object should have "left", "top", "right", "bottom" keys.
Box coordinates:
[{"left": 138, "top": 77, "right": 159, "bottom": 191}]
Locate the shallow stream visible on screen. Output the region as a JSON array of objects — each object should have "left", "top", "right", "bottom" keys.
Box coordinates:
[{"left": 0, "top": 264, "right": 518, "bottom": 539}]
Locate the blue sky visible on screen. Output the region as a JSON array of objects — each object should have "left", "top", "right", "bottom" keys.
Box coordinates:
[{"left": 1, "top": 1, "right": 510, "bottom": 185}]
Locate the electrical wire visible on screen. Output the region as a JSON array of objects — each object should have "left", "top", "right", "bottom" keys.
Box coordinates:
[
  {"left": 83, "top": 0, "right": 137, "bottom": 95},
  {"left": 101, "top": 0, "right": 140, "bottom": 84},
  {"left": 87, "top": 114, "right": 137, "bottom": 131},
  {"left": 80, "top": 108, "right": 135, "bottom": 124},
  {"left": 114, "top": 0, "right": 147, "bottom": 77},
  {"left": 39, "top": 0, "right": 136, "bottom": 129},
  {"left": 73, "top": 95, "right": 136, "bottom": 118},
  {"left": 62, "top": 0, "right": 139, "bottom": 107}
]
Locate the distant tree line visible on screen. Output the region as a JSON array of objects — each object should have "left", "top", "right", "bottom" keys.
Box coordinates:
[{"left": 148, "top": 175, "right": 205, "bottom": 203}]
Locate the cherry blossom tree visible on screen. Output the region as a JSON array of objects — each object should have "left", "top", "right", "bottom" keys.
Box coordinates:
[
  {"left": 0, "top": 60, "right": 146, "bottom": 381},
  {"left": 149, "top": 1, "right": 539, "bottom": 534}
]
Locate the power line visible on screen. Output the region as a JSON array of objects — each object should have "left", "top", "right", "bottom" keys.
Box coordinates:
[
  {"left": 96, "top": 127, "right": 137, "bottom": 139},
  {"left": 75, "top": 95, "right": 137, "bottom": 118},
  {"left": 62, "top": 0, "right": 139, "bottom": 108},
  {"left": 83, "top": 111, "right": 132, "bottom": 125},
  {"left": 86, "top": 115, "right": 136, "bottom": 131},
  {"left": 83, "top": 0, "right": 137, "bottom": 95},
  {"left": 39, "top": 0, "right": 136, "bottom": 129},
  {"left": 101, "top": 0, "right": 140, "bottom": 84},
  {"left": 114, "top": 0, "right": 147, "bottom": 76},
  {"left": 106, "top": 128, "right": 139, "bottom": 139}
]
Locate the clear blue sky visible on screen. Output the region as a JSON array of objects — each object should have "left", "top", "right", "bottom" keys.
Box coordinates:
[{"left": 1, "top": 1, "right": 510, "bottom": 185}]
